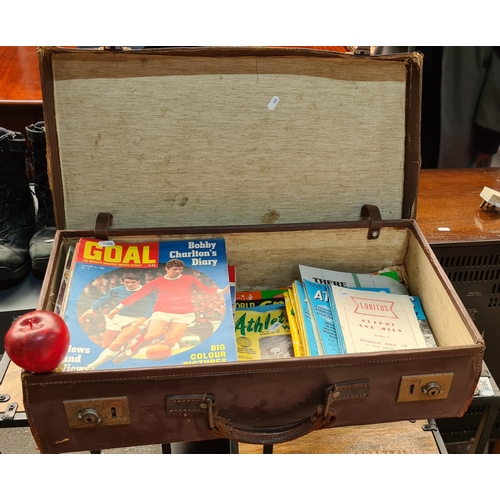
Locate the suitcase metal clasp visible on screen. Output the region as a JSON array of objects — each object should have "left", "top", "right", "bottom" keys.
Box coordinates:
[
  {"left": 64, "top": 397, "right": 130, "bottom": 428},
  {"left": 397, "top": 373, "right": 454, "bottom": 402}
]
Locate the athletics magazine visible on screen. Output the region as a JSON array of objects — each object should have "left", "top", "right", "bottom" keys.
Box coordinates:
[{"left": 60, "top": 237, "right": 237, "bottom": 371}]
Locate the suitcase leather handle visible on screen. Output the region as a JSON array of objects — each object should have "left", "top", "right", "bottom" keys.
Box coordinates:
[
  {"left": 166, "top": 381, "right": 368, "bottom": 445},
  {"left": 208, "top": 407, "right": 337, "bottom": 445}
]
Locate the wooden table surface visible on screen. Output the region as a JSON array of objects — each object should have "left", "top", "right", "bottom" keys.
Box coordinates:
[
  {"left": 0, "top": 46, "right": 43, "bottom": 132},
  {"left": 239, "top": 420, "right": 439, "bottom": 454},
  {"left": 0, "top": 46, "right": 42, "bottom": 104},
  {"left": 417, "top": 168, "right": 500, "bottom": 244}
]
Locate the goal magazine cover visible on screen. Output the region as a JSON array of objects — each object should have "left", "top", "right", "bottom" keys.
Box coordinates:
[{"left": 60, "top": 237, "right": 237, "bottom": 371}]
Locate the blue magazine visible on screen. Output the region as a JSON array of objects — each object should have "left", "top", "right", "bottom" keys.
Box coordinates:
[
  {"left": 303, "top": 280, "right": 346, "bottom": 355},
  {"left": 61, "top": 237, "right": 237, "bottom": 371}
]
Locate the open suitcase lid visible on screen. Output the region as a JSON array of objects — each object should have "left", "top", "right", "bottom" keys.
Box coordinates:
[{"left": 38, "top": 46, "right": 422, "bottom": 232}]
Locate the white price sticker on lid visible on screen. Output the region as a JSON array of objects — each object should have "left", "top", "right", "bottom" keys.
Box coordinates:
[
  {"left": 98, "top": 240, "right": 116, "bottom": 247},
  {"left": 268, "top": 96, "right": 280, "bottom": 110}
]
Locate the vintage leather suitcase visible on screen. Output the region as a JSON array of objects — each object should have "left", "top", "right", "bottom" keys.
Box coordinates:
[{"left": 22, "top": 46, "right": 484, "bottom": 453}]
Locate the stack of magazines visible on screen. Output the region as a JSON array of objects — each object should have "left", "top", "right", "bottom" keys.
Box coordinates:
[
  {"left": 232, "top": 265, "right": 437, "bottom": 361},
  {"left": 286, "top": 265, "right": 437, "bottom": 357}
]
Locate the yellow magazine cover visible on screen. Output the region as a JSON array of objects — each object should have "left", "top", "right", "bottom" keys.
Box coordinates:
[
  {"left": 283, "top": 290, "right": 305, "bottom": 357},
  {"left": 293, "top": 280, "right": 323, "bottom": 356},
  {"left": 291, "top": 281, "right": 310, "bottom": 356},
  {"left": 234, "top": 304, "right": 294, "bottom": 361}
]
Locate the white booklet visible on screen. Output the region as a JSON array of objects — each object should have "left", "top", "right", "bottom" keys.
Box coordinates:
[{"left": 329, "top": 285, "right": 428, "bottom": 353}]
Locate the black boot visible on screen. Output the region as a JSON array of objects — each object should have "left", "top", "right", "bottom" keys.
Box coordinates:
[
  {"left": 26, "top": 122, "right": 56, "bottom": 277},
  {"left": 0, "top": 127, "right": 35, "bottom": 284}
]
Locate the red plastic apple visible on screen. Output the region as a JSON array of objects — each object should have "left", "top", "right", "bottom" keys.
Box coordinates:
[{"left": 4, "top": 310, "right": 70, "bottom": 373}]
